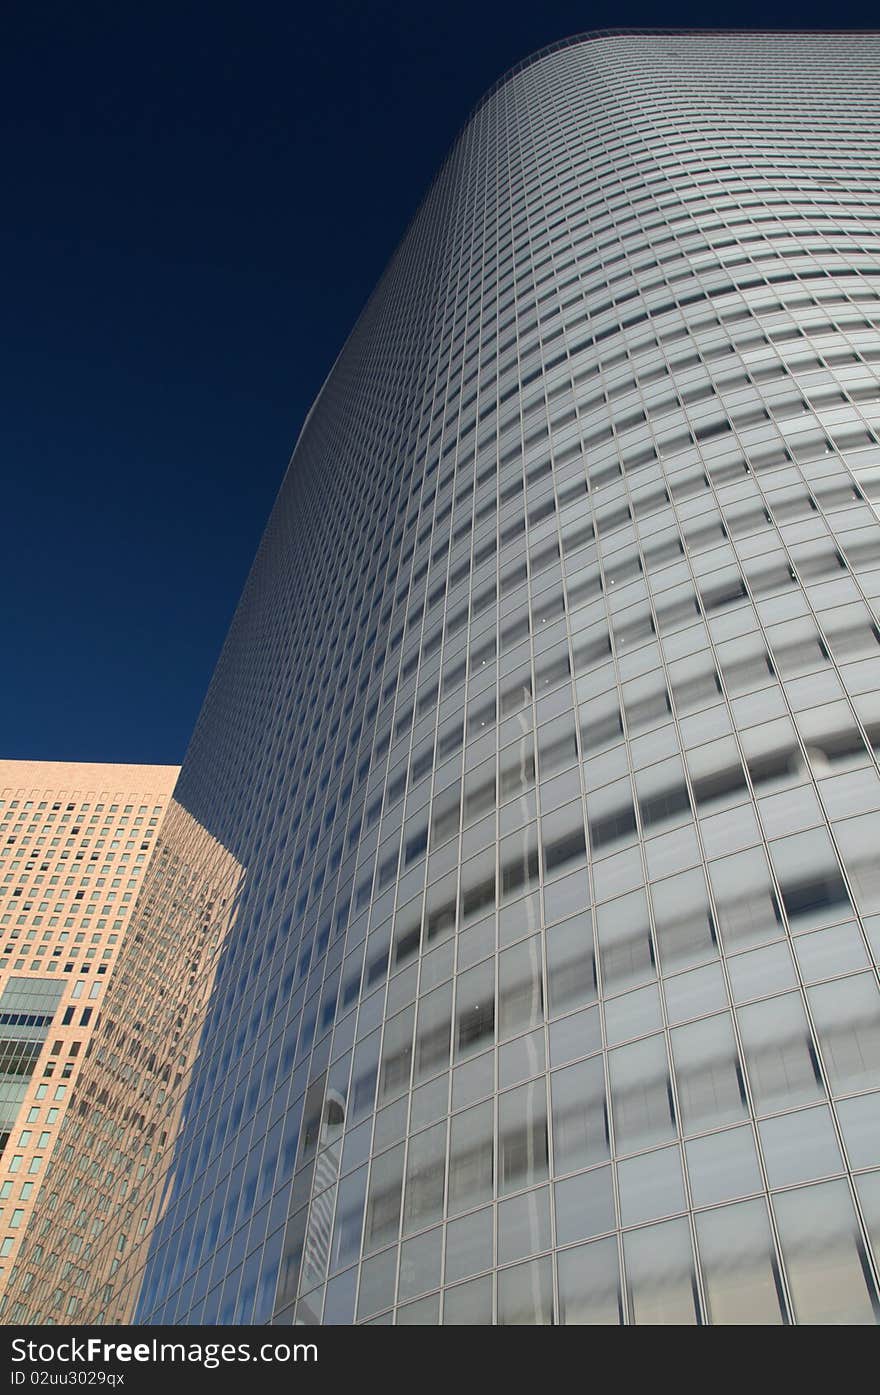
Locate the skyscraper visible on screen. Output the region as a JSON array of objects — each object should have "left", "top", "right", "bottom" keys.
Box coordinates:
[
  {"left": 10, "top": 29, "right": 880, "bottom": 1325},
  {"left": 0, "top": 760, "right": 179, "bottom": 1309}
]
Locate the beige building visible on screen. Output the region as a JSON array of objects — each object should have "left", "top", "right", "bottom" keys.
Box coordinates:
[
  {"left": 0, "top": 759, "right": 179, "bottom": 1306},
  {"left": 0, "top": 789, "right": 244, "bottom": 1324}
]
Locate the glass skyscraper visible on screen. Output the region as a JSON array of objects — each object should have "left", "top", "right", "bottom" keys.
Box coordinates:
[{"left": 9, "top": 29, "right": 880, "bottom": 1325}]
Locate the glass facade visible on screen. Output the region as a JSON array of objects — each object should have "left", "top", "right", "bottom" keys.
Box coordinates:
[{"left": 9, "top": 29, "right": 880, "bottom": 1325}]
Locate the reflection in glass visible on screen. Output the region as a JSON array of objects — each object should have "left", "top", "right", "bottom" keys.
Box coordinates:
[
  {"left": 651, "top": 868, "right": 717, "bottom": 971},
  {"left": 498, "top": 935, "right": 544, "bottom": 1040},
  {"left": 551, "top": 1056, "right": 609, "bottom": 1171},
  {"left": 557, "top": 1236, "right": 622, "bottom": 1324},
  {"left": 497, "top": 1256, "right": 554, "bottom": 1325},
  {"left": 837, "top": 1092, "right": 880, "bottom": 1170},
  {"left": 808, "top": 974, "right": 880, "bottom": 1095},
  {"left": 445, "top": 1207, "right": 492, "bottom": 1283},
  {"left": 710, "top": 847, "right": 781, "bottom": 951},
  {"left": 364, "top": 1145, "right": 404, "bottom": 1253},
  {"left": 773, "top": 1180, "right": 878, "bottom": 1324},
  {"left": 697, "top": 1200, "right": 785, "bottom": 1324},
  {"left": 398, "top": 1226, "right": 442, "bottom": 1301},
  {"left": 498, "top": 1186, "right": 551, "bottom": 1264},
  {"left": 617, "top": 1146, "right": 686, "bottom": 1227},
  {"left": 448, "top": 1101, "right": 493, "bottom": 1215},
  {"left": 759, "top": 1106, "right": 843, "bottom": 1189},
  {"left": 854, "top": 1171, "right": 880, "bottom": 1270},
  {"left": 596, "top": 890, "right": 655, "bottom": 994},
  {"left": 670, "top": 1013, "right": 748, "bottom": 1133},
  {"left": 403, "top": 1121, "right": 446, "bottom": 1233},
  {"left": 609, "top": 1034, "right": 677, "bottom": 1153},
  {"left": 685, "top": 1126, "right": 763, "bottom": 1208},
  {"left": 738, "top": 993, "right": 825, "bottom": 1113},
  {"left": 624, "top": 1218, "right": 699, "bottom": 1324},
  {"left": 554, "top": 1166, "right": 615, "bottom": 1245},
  {"left": 443, "top": 1275, "right": 492, "bottom": 1325},
  {"left": 546, "top": 914, "right": 597, "bottom": 1015},
  {"left": 499, "top": 1081, "right": 549, "bottom": 1194}
]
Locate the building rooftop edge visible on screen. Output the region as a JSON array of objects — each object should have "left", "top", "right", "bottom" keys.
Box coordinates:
[
  {"left": 471, "top": 26, "right": 880, "bottom": 121},
  {"left": 0, "top": 757, "right": 181, "bottom": 788}
]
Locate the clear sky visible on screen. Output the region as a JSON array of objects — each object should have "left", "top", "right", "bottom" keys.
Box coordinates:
[{"left": 2, "top": 0, "right": 875, "bottom": 766}]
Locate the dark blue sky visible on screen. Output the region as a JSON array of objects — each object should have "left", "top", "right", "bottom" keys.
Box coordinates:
[{"left": 2, "top": 1, "right": 875, "bottom": 766}]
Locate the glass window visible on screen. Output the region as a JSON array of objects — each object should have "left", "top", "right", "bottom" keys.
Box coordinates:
[
  {"left": 651, "top": 867, "right": 717, "bottom": 971},
  {"left": 554, "top": 1166, "right": 615, "bottom": 1245},
  {"left": 445, "top": 1207, "right": 492, "bottom": 1284},
  {"left": 617, "top": 1145, "right": 686, "bottom": 1227},
  {"left": 770, "top": 827, "right": 851, "bottom": 933},
  {"left": 727, "top": 942, "right": 796, "bottom": 1002},
  {"left": 443, "top": 1275, "right": 492, "bottom": 1325},
  {"left": 398, "top": 1227, "right": 442, "bottom": 1301},
  {"left": 546, "top": 914, "right": 597, "bottom": 1014},
  {"left": 709, "top": 847, "right": 781, "bottom": 952},
  {"left": 697, "top": 1200, "right": 785, "bottom": 1325},
  {"left": 500, "top": 1027, "right": 546, "bottom": 1087},
  {"left": 379, "top": 1007, "right": 414, "bottom": 1103},
  {"left": 609, "top": 1033, "right": 677, "bottom": 1153},
  {"left": 330, "top": 1167, "right": 367, "bottom": 1273},
  {"left": 276, "top": 1209, "right": 307, "bottom": 1312},
  {"left": 837, "top": 1092, "right": 880, "bottom": 1170},
  {"left": 415, "top": 984, "right": 452, "bottom": 1082},
  {"left": 624, "top": 1217, "right": 699, "bottom": 1325},
  {"left": 455, "top": 960, "right": 495, "bottom": 1060},
  {"left": 452, "top": 1051, "right": 493, "bottom": 1111},
  {"left": 685, "top": 1126, "right": 763, "bottom": 1208},
  {"left": 604, "top": 983, "right": 663, "bottom": 1046},
  {"left": 548, "top": 1004, "right": 601, "bottom": 1069},
  {"left": 364, "top": 1145, "right": 404, "bottom": 1253},
  {"left": 498, "top": 936, "right": 544, "bottom": 1040},
  {"left": 550, "top": 1056, "right": 609, "bottom": 1172},
  {"left": 759, "top": 1106, "right": 844, "bottom": 1189},
  {"left": 793, "top": 923, "right": 868, "bottom": 983},
  {"left": 498, "top": 1186, "right": 551, "bottom": 1264},
  {"left": 738, "top": 992, "right": 825, "bottom": 1114},
  {"left": 807, "top": 974, "right": 880, "bottom": 1096},
  {"left": 773, "top": 1180, "right": 878, "bottom": 1324},
  {"left": 409, "top": 1075, "right": 447, "bottom": 1134},
  {"left": 448, "top": 1101, "right": 493, "bottom": 1215},
  {"left": 854, "top": 1171, "right": 880, "bottom": 1269},
  {"left": 497, "top": 1256, "right": 553, "bottom": 1325},
  {"left": 356, "top": 1246, "right": 397, "bottom": 1320},
  {"left": 403, "top": 1121, "right": 446, "bottom": 1233},
  {"left": 557, "top": 1236, "right": 622, "bottom": 1325},
  {"left": 397, "top": 1292, "right": 439, "bottom": 1324},
  {"left": 596, "top": 890, "right": 655, "bottom": 994},
  {"left": 498, "top": 1080, "right": 548, "bottom": 1195},
  {"left": 833, "top": 814, "right": 880, "bottom": 915},
  {"left": 670, "top": 1013, "right": 749, "bottom": 1133},
  {"left": 323, "top": 1268, "right": 357, "bottom": 1326},
  {"left": 543, "top": 865, "right": 590, "bottom": 924},
  {"left": 663, "top": 962, "right": 728, "bottom": 1025}
]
